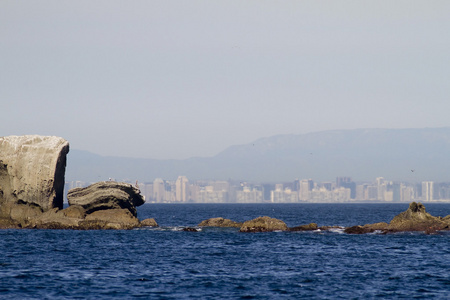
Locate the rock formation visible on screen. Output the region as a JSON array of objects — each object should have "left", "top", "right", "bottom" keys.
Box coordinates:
[
  {"left": 0, "top": 135, "right": 152, "bottom": 230},
  {"left": 0, "top": 137, "right": 448, "bottom": 234},
  {"left": 140, "top": 218, "right": 158, "bottom": 227},
  {"left": 345, "top": 202, "right": 450, "bottom": 234},
  {"left": 0, "top": 135, "right": 69, "bottom": 211},
  {"left": 239, "top": 216, "right": 288, "bottom": 232},
  {"left": 67, "top": 181, "right": 145, "bottom": 217},
  {"left": 388, "top": 202, "right": 449, "bottom": 232},
  {"left": 198, "top": 217, "right": 242, "bottom": 228}
]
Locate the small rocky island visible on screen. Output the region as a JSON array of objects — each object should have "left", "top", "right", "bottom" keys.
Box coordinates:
[
  {"left": 0, "top": 135, "right": 156, "bottom": 229},
  {"left": 1, "top": 135, "right": 449, "bottom": 233}
]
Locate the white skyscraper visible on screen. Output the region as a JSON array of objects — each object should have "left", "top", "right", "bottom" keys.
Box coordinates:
[
  {"left": 175, "top": 176, "right": 189, "bottom": 202},
  {"left": 422, "top": 181, "right": 434, "bottom": 202}
]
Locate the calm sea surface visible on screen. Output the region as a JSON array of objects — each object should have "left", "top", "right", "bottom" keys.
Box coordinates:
[{"left": 1, "top": 203, "right": 450, "bottom": 299}]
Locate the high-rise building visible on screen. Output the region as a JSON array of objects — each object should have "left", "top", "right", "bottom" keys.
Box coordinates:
[
  {"left": 152, "top": 178, "right": 165, "bottom": 203},
  {"left": 336, "top": 177, "right": 352, "bottom": 187},
  {"left": 299, "top": 179, "right": 313, "bottom": 201},
  {"left": 376, "top": 177, "right": 386, "bottom": 201},
  {"left": 175, "top": 176, "right": 189, "bottom": 202},
  {"left": 422, "top": 181, "right": 434, "bottom": 201}
]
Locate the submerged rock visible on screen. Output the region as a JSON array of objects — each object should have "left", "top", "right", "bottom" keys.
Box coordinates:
[
  {"left": 67, "top": 181, "right": 145, "bottom": 217},
  {"left": 198, "top": 217, "right": 242, "bottom": 228},
  {"left": 344, "top": 225, "right": 374, "bottom": 234},
  {"left": 0, "top": 135, "right": 69, "bottom": 211},
  {"left": 290, "top": 223, "right": 318, "bottom": 231},
  {"left": 183, "top": 227, "right": 200, "bottom": 232},
  {"left": 239, "top": 216, "right": 288, "bottom": 232}
]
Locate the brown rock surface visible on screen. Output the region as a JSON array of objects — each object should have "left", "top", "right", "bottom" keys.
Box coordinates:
[
  {"left": 198, "top": 217, "right": 242, "bottom": 228},
  {"left": 239, "top": 216, "right": 288, "bottom": 232},
  {"left": 140, "top": 218, "right": 158, "bottom": 227},
  {"left": 81, "top": 209, "right": 140, "bottom": 230},
  {"left": 387, "top": 202, "right": 449, "bottom": 232}
]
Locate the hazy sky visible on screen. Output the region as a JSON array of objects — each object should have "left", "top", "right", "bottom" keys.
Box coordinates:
[{"left": 1, "top": 1, "right": 450, "bottom": 159}]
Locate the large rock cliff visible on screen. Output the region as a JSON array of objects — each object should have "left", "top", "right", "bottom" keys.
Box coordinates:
[{"left": 0, "top": 135, "right": 69, "bottom": 211}]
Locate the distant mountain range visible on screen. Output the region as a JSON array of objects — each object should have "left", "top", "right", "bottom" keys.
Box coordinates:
[{"left": 65, "top": 127, "right": 450, "bottom": 183}]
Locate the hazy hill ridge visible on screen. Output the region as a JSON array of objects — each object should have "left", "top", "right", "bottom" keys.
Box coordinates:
[{"left": 66, "top": 128, "right": 450, "bottom": 183}]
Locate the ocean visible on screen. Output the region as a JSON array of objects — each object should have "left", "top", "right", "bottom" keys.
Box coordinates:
[{"left": 1, "top": 203, "right": 449, "bottom": 299}]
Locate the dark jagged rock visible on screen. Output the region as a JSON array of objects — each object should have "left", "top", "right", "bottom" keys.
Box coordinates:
[
  {"left": 0, "top": 135, "right": 69, "bottom": 211},
  {"left": 67, "top": 181, "right": 145, "bottom": 217},
  {"left": 198, "top": 217, "right": 242, "bottom": 228},
  {"left": 290, "top": 223, "right": 318, "bottom": 231},
  {"left": 239, "top": 216, "right": 288, "bottom": 232},
  {"left": 183, "top": 227, "right": 200, "bottom": 232},
  {"left": 344, "top": 225, "right": 376, "bottom": 234}
]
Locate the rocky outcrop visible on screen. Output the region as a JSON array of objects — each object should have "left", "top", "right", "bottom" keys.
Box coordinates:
[
  {"left": 345, "top": 202, "right": 450, "bottom": 234},
  {"left": 290, "top": 223, "right": 318, "bottom": 231},
  {"left": 387, "top": 202, "right": 449, "bottom": 232},
  {"left": 140, "top": 218, "right": 158, "bottom": 227},
  {"left": 198, "top": 217, "right": 242, "bottom": 228},
  {"left": 0, "top": 135, "right": 151, "bottom": 230},
  {"left": 67, "top": 181, "right": 145, "bottom": 217},
  {"left": 0, "top": 135, "right": 69, "bottom": 211},
  {"left": 239, "top": 216, "right": 288, "bottom": 232}
]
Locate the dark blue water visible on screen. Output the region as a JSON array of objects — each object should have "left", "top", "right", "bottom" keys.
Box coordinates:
[{"left": 1, "top": 203, "right": 450, "bottom": 299}]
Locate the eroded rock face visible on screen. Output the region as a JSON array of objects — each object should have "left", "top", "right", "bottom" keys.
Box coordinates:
[
  {"left": 239, "top": 216, "right": 288, "bottom": 232},
  {"left": 67, "top": 181, "right": 145, "bottom": 217},
  {"left": 0, "top": 135, "right": 69, "bottom": 211},
  {"left": 198, "top": 217, "right": 242, "bottom": 228}
]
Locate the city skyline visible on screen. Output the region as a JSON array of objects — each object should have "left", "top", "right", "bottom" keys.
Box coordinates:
[{"left": 66, "top": 175, "right": 450, "bottom": 204}]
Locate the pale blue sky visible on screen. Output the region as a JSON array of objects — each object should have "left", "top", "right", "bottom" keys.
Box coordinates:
[{"left": 1, "top": 1, "right": 449, "bottom": 159}]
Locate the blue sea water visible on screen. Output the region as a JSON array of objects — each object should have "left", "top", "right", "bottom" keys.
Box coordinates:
[{"left": 1, "top": 203, "right": 450, "bottom": 299}]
